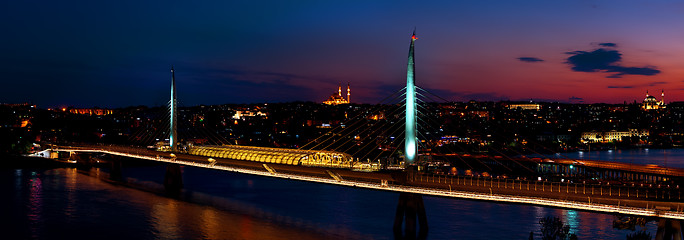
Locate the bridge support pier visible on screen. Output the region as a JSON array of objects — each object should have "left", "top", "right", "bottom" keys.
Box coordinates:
[
  {"left": 73, "top": 152, "right": 93, "bottom": 170},
  {"left": 164, "top": 164, "right": 183, "bottom": 195},
  {"left": 109, "top": 156, "right": 123, "bottom": 181},
  {"left": 393, "top": 192, "right": 428, "bottom": 240},
  {"left": 656, "top": 219, "right": 683, "bottom": 240},
  {"left": 393, "top": 166, "right": 428, "bottom": 240}
]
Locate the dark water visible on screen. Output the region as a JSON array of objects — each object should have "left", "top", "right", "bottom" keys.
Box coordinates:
[
  {"left": 2, "top": 151, "right": 665, "bottom": 240},
  {"left": 563, "top": 148, "right": 684, "bottom": 169}
]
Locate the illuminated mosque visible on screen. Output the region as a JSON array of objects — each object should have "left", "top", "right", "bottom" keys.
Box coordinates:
[
  {"left": 323, "top": 83, "right": 351, "bottom": 105},
  {"left": 642, "top": 90, "right": 666, "bottom": 110}
]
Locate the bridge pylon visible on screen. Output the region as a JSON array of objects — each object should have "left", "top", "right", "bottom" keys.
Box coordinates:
[
  {"left": 164, "top": 163, "right": 183, "bottom": 195},
  {"left": 393, "top": 31, "right": 428, "bottom": 240},
  {"left": 404, "top": 30, "right": 418, "bottom": 164},
  {"left": 170, "top": 66, "right": 178, "bottom": 152}
]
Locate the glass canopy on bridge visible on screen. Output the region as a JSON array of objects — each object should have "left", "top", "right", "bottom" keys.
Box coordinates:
[{"left": 189, "top": 145, "right": 354, "bottom": 168}]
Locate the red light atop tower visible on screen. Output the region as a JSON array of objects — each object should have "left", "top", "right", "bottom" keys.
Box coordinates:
[{"left": 412, "top": 34, "right": 417, "bottom": 40}]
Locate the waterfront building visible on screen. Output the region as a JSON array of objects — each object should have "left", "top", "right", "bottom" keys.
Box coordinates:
[{"left": 581, "top": 129, "right": 649, "bottom": 143}]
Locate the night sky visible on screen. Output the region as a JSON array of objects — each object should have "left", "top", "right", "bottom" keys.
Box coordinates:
[{"left": 2, "top": 1, "right": 684, "bottom": 108}]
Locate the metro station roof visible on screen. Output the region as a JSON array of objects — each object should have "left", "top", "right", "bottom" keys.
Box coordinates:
[{"left": 189, "top": 145, "right": 353, "bottom": 166}]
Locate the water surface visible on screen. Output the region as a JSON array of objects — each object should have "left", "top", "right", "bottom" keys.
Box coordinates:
[{"left": 2, "top": 150, "right": 666, "bottom": 239}]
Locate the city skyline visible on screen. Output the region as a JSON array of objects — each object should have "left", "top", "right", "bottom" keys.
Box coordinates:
[{"left": 2, "top": 1, "right": 684, "bottom": 108}]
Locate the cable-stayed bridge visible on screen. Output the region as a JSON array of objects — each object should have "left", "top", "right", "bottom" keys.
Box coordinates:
[{"left": 31, "top": 32, "right": 684, "bottom": 239}]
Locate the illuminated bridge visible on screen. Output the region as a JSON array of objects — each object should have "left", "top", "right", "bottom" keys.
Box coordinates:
[
  {"left": 41, "top": 144, "right": 684, "bottom": 221},
  {"left": 32, "top": 32, "right": 684, "bottom": 239}
]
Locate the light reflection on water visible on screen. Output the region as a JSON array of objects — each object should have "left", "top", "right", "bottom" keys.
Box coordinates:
[
  {"left": 65, "top": 168, "right": 77, "bottom": 221},
  {"left": 564, "top": 210, "right": 579, "bottom": 234},
  {"left": 3, "top": 168, "right": 354, "bottom": 240},
  {"left": 28, "top": 173, "right": 42, "bottom": 240},
  {"left": 3, "top": 162, "right": 661, "bottom": 240}
]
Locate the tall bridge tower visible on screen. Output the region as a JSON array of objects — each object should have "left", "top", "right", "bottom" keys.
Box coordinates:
[
  {"left": 405, "top": 31, "right": 418, "bottom": 163},
  {"left": 170, "top": 66, "right": 178, "bottom": 152},
  {"left": 396, "top": 31, "right": 429, "bottom": 237}
]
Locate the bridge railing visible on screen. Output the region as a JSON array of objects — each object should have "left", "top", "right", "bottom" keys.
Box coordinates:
[{"left": 412, "top": 174, "right": 682, "bottom": 209}]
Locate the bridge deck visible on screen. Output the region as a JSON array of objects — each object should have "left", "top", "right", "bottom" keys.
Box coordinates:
[{"left": 51, "top": 145, "right": 684, "bottom": 220}]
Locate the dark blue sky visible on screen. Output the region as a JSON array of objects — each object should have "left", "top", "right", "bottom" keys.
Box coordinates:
[{"left": 2, "top": 1, "right": 683, "bottom": 107}]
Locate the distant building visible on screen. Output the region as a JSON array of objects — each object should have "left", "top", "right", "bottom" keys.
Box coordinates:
[
  {"left": 1, "top": 102, "right": 35, "bottom": 108},
  {"left": 438, "top": 135, "right": 471, "bottom": 145},
  {"left": 642, "top": 90, "right": 666, "bottom": 110},
  {"left": 232, "top": 110, "right": 266, "bottom": 120},
  {"left": 323, "top": 83, "right": 350, "bottom": 105},
  {"left": 666, "top": 101, "right": 684, "bottom": 111},
  {"left": 469, "top": 111, "right": 490, "bottom": 118},
  {"left": 506, "top": 103, "right": 540, "bottom": 110},
  {"left": 69, "top": 108, "right": 113, "bottom": 116},
  {"left": 581, "top": 129, "right": 649, "bottom": 143}
]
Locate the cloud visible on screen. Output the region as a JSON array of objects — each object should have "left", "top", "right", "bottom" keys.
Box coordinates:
[
  {"left": 566, "top": 49, "right": 620, "bottom": 72},
  {"left": 565, "top": 48, "right": 660, "bottom": 78},
  {"left": 606, "top": 66, "right": 661, "bottom": 77},
  {"left": 517, "top": 57, "right": 544, "bottom": 62},
  {"left": 569, "top": 96, "right": 583, "bottom": 101},
  {"left": 605, "top": 81, "right": 668, "bottom": 90},
  {"left": 598, "top": 42, "right": 617, "bottom": 47}
]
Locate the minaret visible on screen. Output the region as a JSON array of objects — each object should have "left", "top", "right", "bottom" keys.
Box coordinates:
[
  {"left": 661, "top": 89, "right": 665, "bottom": 105},
  {"left": 405, "top": 31, "right": 418, "bottom": 163},
  {"left": 347, "top": 83, "right": 350, "bottom": 103},
  {"left": 170, "top": 66, "right": 178, "bottom": 152},
  {"left": 338, "top": 84, "right": 342, "bottom": 97}
]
